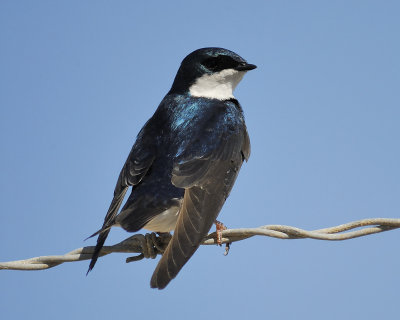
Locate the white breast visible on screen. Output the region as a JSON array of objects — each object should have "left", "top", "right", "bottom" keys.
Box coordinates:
[{"left": 189, "top": 69, "right": 246, "bottom": 100}]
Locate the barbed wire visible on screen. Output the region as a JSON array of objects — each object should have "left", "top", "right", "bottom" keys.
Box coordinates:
[{"left": 1, "top": 217, "right": 399, "bottom": 271}]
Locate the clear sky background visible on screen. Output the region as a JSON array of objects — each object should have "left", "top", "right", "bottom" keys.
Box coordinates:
[{"left": 1, "top": 1, "right": 399, "bottom": 319}]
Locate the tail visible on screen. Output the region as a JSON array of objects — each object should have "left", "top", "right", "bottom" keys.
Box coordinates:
[
  {"left": 86, "top": 228, "right": 112, "bottom": 275},
  {"left": 86, "top": 188, "right": 128, "bottom": 274}
]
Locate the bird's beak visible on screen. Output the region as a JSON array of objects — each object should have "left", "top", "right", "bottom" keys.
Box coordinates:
[{"left": 235, "top": 63, "right": 257, "bottom": 71}]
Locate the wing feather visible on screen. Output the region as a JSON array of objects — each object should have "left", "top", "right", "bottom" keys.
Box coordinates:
[{"left": 151, "top": 101, "right": 250, "bottom": 289}]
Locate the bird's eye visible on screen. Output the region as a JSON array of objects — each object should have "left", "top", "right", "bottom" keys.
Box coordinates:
[
  {"left": 202, "top": 57, "right": 219, "bottom": 71},
  {"left": 202, "top": 56, "right": 239, "bottom": 72}
]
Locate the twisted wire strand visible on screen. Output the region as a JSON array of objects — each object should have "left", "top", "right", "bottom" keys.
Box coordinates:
[{"left": 1, "top": 218, "right": 399, "bottom": 271}]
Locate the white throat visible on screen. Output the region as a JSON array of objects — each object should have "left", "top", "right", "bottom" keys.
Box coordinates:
[{"left": 189, "top": 69, "right": 245, "bottom": 100}]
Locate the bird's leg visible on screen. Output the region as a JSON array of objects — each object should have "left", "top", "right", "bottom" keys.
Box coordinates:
[
  {"left": 215, "top": 220, "right": 226, "bottom": 246},
  {"left": 215, "top": 220, "right": 231, "bottom": 255}
]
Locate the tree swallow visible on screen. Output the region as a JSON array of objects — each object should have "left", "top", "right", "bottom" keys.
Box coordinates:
[{"left": 87, "top": 47, "right": 256, "bottom": 289}]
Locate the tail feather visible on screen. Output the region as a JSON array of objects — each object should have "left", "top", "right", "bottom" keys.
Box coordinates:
[
  {"left": 86, "top": 228, "right": 111, "bottom": 275},
  {"left": 86, "top": 188, "right": 128, "bottom": 274},
  {"left": 84, "top": 225, "right": 112, "bottom": 241}
]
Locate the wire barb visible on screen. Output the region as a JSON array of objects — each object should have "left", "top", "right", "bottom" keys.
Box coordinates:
[{"left": 1, "top": 218, "right": 399, "bottom": 271}]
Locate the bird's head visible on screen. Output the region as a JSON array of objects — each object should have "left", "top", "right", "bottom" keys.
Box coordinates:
[{"left": 170, "top": 47, "right": 256, "bottom": 100}]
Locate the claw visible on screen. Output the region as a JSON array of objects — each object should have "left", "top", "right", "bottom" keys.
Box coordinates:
[
  {"left": 224, "top": 242, "right": 230, "bottom": 256},
  {"left": 215, "top": 220, "right": 231, "bottom": 255},
  {"left": 126, "top": 254, "right": 144, "bottom": 263}
]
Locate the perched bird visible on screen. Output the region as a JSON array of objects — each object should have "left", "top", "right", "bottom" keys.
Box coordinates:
[{"left": 87, "top": 47, "right": 256, "bottom": 289}]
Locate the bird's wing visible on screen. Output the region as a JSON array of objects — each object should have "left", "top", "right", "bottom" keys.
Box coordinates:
[
  {"left": 150, "top": 101, "right": 250, "bottom": 289},
  {"left": 87, "top": 122, "right": 156, "bottom": 273}
]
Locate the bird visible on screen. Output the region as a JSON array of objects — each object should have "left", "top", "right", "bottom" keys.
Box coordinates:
[{"left": 87, "top": 47, "right": 256, "bottom": 289}]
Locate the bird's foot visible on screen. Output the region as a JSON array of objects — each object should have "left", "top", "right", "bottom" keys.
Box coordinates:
[
  {"left": 126, "top": 232, "right": 171, "bottom": 263},
  {"left": 215, "top": 220, "right": 231, "bottom": 256},
  {"left": 155, "top": 232, "right": 172, "bottom": 253},
  {"left": 215, "top": 220, "right": 226, "bottom": 246}
]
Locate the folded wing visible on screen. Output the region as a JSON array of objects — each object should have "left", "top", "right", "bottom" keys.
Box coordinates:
[{"left": 151, "top": 101, "right": 250, "bottom": 289}]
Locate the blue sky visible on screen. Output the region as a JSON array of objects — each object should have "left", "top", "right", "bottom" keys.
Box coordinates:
[{"left": 1, "top": 1, "right": 399, "bottom": 319}]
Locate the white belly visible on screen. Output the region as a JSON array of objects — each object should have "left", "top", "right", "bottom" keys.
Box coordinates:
[{"left": 143, "top": 203, "right": 182, "bottom": 232}]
